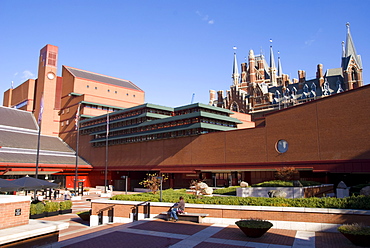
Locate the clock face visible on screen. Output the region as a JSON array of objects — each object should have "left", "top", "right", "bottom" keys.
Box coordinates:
[
  {"left": 276, "top": 140, "right": 289, "bottom": 153},
  {"left": 47, "top": 72, "right": 55, "bottom": 80}
]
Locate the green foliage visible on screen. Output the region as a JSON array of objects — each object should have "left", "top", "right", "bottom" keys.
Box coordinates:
[
  {"left": 60, "top": 200, "right": 72, "bottom": 210},
  {"left": 213, "top": 186, "right": 240, "bottom": 195},
  {"left": 350, "top": 183, "right": 370, "bottom": 195},
  {"left": 338, "top": 223, "right": 370, "bottom": 235},
  {"left": 110, "top": 189, "right": 370, "bottom": 210},
  {"left": 235, "top": 219, "right": 273, "bottom": 229},
  {"left": 77, "top": 210, "right": 91, "bottom": 215},
  {"left": 30, "top": 202, "right": 45, "bottom": 215},
  {"left": 252, "top": 180, "right": 321, "bottom": 187},
  {"left": 139, "top": 173, "right": 168, "bottom": 194},
  {"left": 44, "top": 201, "right": 60, "bottom": 212}
]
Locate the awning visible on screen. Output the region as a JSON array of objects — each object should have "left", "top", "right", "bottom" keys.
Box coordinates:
[{"left": 3, "top": 170, "right": 61, "bottom": 175}]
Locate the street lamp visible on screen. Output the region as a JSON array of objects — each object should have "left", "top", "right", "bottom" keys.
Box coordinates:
[
  {"left": 121, "top": 176, "right": 128, "bottom": 195},
  {"left": 157, "top": 176, "right": 163, "bottom": 202}
]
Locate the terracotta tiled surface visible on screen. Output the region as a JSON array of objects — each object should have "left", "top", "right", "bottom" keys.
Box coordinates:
[
  {"left": 211, "top": 225, "right": 296, "bottom": 246},
  {"left": 63, "top": 231, "right": 182, "bottom": 248},
  {"left": 194, "top": 242, "right": 254, "bottom": 248},
  {"left": 315, "top": 232, "right": 358, "bottom": 248},
  {"left": 130, "top": 220, "right": 212, "bottom": 235},
  {"left": 29, "top": 192, "right": 363, "bottom": 248}
]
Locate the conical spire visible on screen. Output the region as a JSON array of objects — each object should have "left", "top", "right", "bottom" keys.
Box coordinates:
[
  {"left": 232, "top": 46, "right": 240, "bottom": 85},
  {"left": 344, "top": 22, "right": 362, "bottom": 68},
  {"left": 269, "top": 39, "right": 277, "bottom": 85},
  {"left": 269, "top": 40, "right": 276, "bottom": 69},
  {"left": 277, "top": 51, "right": 283, "bottom": 77}
]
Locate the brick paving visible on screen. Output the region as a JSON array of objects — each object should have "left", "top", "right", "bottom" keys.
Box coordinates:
[
  {"left": 315, "top": 232, "right": 358, "bottom": 248},
  {"left": 211, "top": 225, "right": 296, "bottom": 246},
  {"left": 38, "top": 192, "right": 362, "bottom": 248},
  {"left": 130, "top": 221, "right": 212, "bottom": 235}
]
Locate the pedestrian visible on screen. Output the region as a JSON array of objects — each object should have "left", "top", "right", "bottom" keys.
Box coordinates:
[{"left": 168, "top": 196, "right": 185, "bottom": 222}]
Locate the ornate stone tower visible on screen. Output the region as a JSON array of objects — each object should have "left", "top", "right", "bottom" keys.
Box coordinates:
[{"left": 342, "top": 23, "right": 363, "bottom": 90}]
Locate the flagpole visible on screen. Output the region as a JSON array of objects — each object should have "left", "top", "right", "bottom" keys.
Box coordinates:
[
  {"left": 35, "top": 125, "right": 42, "bottom": 180},
  {"left": 104, "top": 111, "right": 109, "bottom": 193},
  {"left": 74, "top": 103, "right": 81, "bottom": 195},
  {"left": 35, "top": 95, "right": 44, "bottom": 200}
]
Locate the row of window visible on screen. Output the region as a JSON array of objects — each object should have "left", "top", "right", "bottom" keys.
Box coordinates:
[
  {"left": 84, "top": 115, "right": 236, "bottom": 139},
  {"left": 92, "top": 128, "right": 216, "bottom": 147},
  {"left": 175, "top": 107, "right": 229, "bottom": 117},
  {"left": 86, "top": 85, "right": 136, "bottom": 97},
  {"left": 80, "top": 108, "right": 173, "bottom": 129}
]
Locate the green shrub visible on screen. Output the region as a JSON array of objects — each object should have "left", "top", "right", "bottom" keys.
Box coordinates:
[
  {"left": 110, "top": 189, "right": 370, "bottom": 210},
  {"left": 252, "top": 180, "right": 321, "bottom": 187},
  {"left": 338, "top": 223, "right": 370, "bottom": 235},
  {"left": 60, "top": 200, "right": 72, "bottom": 210},
  {"left": 235, "top": 219, "right": 273, "bottom": 229},
  {"left": 77, "top": 210, "right": 91, "bottom": 215},
  {"left": 350, "top": 183, "right": 370, "bottom": 195},
  {"left": 213, "top": 186, "right": 240, "bottom": 195},
  {"left": 44, "top": 201, "right": 60, "bottom": 212},
  {"left": 30, "top": 202, "right": 45, "bottom": 215}
]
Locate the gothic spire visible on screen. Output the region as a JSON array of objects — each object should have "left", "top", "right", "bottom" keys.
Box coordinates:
[
  {"left": 232, "top": 46, "right": 240, "bottom": 85},
  {"left": 269, "top": 39, "right": 276, "bottom": 69},
  {"left": 269, "top": 39, "right": 277, "bottom": 85},
  {"left": 277, "top": 51, "right": 283, "bottom": 77},
  {"left": 344, "top": 22, "right": 362, "bottom": 69}
]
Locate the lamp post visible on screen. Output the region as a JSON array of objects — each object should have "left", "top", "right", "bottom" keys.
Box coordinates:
[
  {"left": 121, "top": 176, "right": 128, "bottom": 195},
  {"left": 157, "top": 176, "right": 163, "bottom": 202}
]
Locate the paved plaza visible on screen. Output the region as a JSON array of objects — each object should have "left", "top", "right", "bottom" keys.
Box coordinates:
[{"left": 37, "top": 193, "right": 358, "bottom": 248}]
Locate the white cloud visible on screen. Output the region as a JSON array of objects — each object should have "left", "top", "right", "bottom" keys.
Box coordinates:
[
  {"left": 195, "top": 10, "right": 214, "bottom": 25},
  {"left": 304, "top": 28, "right": 323, "bottom": 47},
  {"left": 21, "top": 70, "right": 35, "bottom": 79}
]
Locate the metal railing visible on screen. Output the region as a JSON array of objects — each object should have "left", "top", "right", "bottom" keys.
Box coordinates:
[{"left": 131, "top": 201, "right": 150, "bottom": 221}]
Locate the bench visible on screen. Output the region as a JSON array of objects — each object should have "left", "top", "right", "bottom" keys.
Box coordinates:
[{"left": 160, "top": 212, "right": 209, "bottom": 223}]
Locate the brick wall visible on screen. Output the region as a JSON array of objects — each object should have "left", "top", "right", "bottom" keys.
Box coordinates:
[
  {"left": 92, "top": 200, "right": 370, "bottom": 226},
  {"left": 0, "top": 196, "right": 30, "bottom": 230}
]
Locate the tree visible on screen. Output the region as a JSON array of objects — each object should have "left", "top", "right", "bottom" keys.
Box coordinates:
[
  {"left": 139, "top": 173, "right": 168, "bottom": 194},
  {"left": 275, "top": 167, "right": 298, "bottom": 181}
]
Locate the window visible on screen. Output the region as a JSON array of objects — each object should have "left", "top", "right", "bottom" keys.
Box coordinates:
[
  {"left": 66, "top": 120, "right": 70, "bottom": 125},
  {"left": 107, "top": 89, "right": 110, "bottom": 92},
  {"left": 115, "top": 91, "right": 117, "bottom": 94},
  {"left": 95, "top": 87, "right": 98, "bottom": 90},
  {"left": 87, "top": 85, "right": 89, "bottom": 88}
]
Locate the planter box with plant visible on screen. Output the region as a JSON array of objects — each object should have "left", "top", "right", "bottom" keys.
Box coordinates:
[
  {"left": 235, "top": 219, "right": 273, "bottom": 238},
  {"left": 338, "top": 223, "right": 370, "bottom": 247},
  {"left": 44, "top": 201, "right": 60, "bottom": 217},
  {"left": 59, "top": 200, "right": 73, "bottom": 214},
  {"left": 30, "top": 202, "right": 46, "bottom": 219},
  {"left": 77, "top": 210, "right": 91, "bottom": 221}
]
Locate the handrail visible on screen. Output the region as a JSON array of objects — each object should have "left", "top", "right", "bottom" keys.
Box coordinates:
[
  {"left": 96, "top": 204, "right": 115, "bottom": 214},
  {"left": 131, "top": 201, "right": 151, "bottom": 221},
  {"left": 132, "top": 201, "right": 150, "bottom": 207}
]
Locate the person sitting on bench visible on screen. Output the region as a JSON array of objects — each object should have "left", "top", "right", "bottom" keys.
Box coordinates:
[{"left": 169, "top": 196, "right": 185, "bottom": 222}]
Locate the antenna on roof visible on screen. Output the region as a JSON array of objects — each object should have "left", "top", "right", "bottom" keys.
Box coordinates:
[
  {"left": 11, "top": 81, "right": 14, "bottom": 89},
  {"left": 191, "top": 93, "right": 195, "bottom": 104}
]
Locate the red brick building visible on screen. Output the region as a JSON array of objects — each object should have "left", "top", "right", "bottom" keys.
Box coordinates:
[
  {"left": 78, "top": 84, "right": 370, "bottom": 190},
  {"left": 210, "top": 23, "right": 363, "bottom": 118}
]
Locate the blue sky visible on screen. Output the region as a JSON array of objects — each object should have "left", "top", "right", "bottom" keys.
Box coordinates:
[{"left": 1, "top": 0, "right": 369, "bottom": 108}]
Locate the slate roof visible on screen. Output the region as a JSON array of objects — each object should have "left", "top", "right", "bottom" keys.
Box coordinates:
[
  {"left": 0, "top": 107, "right": 37, "bottom": 130},
  {"left": 0, "top": 149, "right": 89, "bottom": 166},
  {"left": 64, "top": 66, "right": 143, "bottom": 91},
  {"left": 0, "top": 107, "right": 91, "bottom": 167}
]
